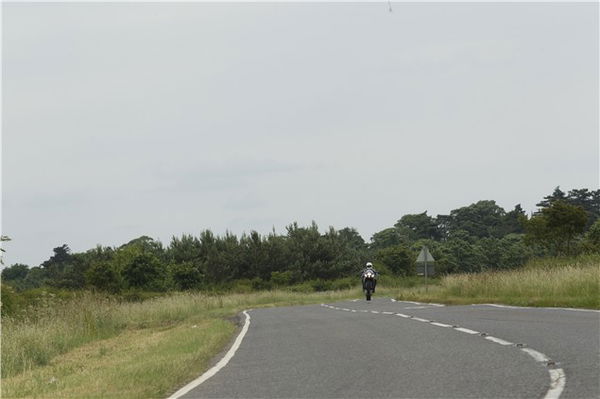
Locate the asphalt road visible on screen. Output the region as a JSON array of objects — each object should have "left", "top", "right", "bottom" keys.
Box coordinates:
[{"left": 178, "top": 298, "right": 599, "bottom": 399}]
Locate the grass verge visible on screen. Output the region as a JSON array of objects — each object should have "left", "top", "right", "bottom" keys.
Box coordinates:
[
  {"left": 392, "top": 254, "right": 600, "bottom": 309},
  {"left": 2, "top": 289, "right": 361, "bottom": 398}
]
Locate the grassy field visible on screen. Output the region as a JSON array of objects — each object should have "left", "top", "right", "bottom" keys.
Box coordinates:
[
  {"left": 3, "top": 255, "right": 598, "bottom": 398},
  {"left": 1, "top": 289, "right": 362, "bottom": 398},
  {"left": 392, "top": 254, "right": 600, "bottom": 308}
]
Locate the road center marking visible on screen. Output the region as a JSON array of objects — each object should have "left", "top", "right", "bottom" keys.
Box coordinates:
[
  {"left": 431, "top": 322, "right": 452, "bottom": 328},
  {"left": 322, "top": 300, "right": 567, "bottom": 399},
  {"left": 521, "top": 348, "right": 550, "bottom": 363},
  {"left": 412, "top": 317, "right": 430, "bottom": 322},
  {"left": 485, "top": 336, "right": 513, "bottom": 346},
  {"left": 454, "top": 327, "right": 480, "bottom": 335}
]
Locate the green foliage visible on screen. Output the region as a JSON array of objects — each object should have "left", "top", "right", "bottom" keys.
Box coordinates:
[
  {"left": 270, "top": 271, "right": 293, "bottom": 286},
  {"left": 169, "top": 262, "right": 203, "bottom": 290},
  {"left": 370, "top": 228, "right": 403, "bottom": 250},
  {"left": 376, "top": 245, "right": 415, "bottom": 276},
  {"left": 1, "top": 283, "right": 21, "bottom": 316},
  {"left": 85, "top": 262, "right": 123, "bottom": 293},
  {"left": 2, "top": 263, "right": 29, "bottom": 281},
  {"left": 395, "top": 212, "right": 441, "bottom": 241},
  {"left": 583, "top": 220, "right": 600, "bottom": 252},
  {"left": 523, "top": 200, "right": 588, "bottom": 255},
  {"left": 122, "top": 252, "right": 165, "bottom": 290}
]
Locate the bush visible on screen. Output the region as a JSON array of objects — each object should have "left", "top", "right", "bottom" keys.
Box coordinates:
[
  {"left": 1, "top": 284, "right": 20, "bottom": 317},
  {"left": 270, "top": 271, "right": 293, "bottom": 286},
  {"left": 376, "top": 245, "right": 415, "bottom": 275}
]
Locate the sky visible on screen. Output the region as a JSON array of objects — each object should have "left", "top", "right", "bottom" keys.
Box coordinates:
[{"left": 2, "top": 2, "right": 598, "bottom": 267}]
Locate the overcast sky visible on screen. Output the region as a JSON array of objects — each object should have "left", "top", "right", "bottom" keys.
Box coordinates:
[{"left": 2, "top": 2, "right": 598, "bottom": 267}]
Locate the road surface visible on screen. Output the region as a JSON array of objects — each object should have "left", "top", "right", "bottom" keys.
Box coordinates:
[{"left": 174, "top": 298, "right": 599, "bottom": 398}]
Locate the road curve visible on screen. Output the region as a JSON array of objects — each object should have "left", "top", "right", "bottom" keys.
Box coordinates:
[{"left": 177, "top": 298, "right": 599, "bottom": 398}]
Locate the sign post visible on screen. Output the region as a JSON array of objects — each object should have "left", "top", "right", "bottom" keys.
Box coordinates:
[{"left": 416, "top": 246, "right": 435, "bottom": 292}]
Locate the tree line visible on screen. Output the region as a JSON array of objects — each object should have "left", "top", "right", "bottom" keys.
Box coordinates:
[{"left": 3, "top": 187, "right": 599, "bottom": 293}]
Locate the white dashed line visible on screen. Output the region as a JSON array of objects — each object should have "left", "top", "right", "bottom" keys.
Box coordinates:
[
  {"left": 390, "top": 299, "right": 397, "bottom": 302},
  {"left": 485, "top": 336, "right": 513, "bottom": 346},
  {"left": 404, "top": 306, "right": 429, "bottom": 310},
  {"left": 168, "top": 310, "right": 251, "bottom": 399},
  {"left": 431, "top": 322, "right": 452, "bottom": 328},
  {"left": 412, "top": 317, "right": 430, "bottom": 323},
  {"left": 454, "top": 327, "right": 480, "bottom": 335},
  {"left": 322, "top": 300, "right": 567, "bottom": 399},
  {"left": 521, "top": 348, "right": 550, "bottom": 363}
]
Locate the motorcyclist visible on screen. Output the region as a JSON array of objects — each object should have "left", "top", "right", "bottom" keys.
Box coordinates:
[{"left": 360, "top": 262, "right": 379, "bottom": 293}]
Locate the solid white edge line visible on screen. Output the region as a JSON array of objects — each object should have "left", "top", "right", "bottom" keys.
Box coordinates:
[
  {"left": 485, "top": 336, "right": 513, "bottom": 346},
  {"left": 479, "top": 304, "right": 600, "bottom": 313},
  {"left": 521, "top": 348, "right": 550, "bottom": 363},
  {"left": 168, "top": 310, "right": 251, "bottom": 399},
  {"left": 454, "top": 327, "right": 479, "bottom": 334},
  {"left": 545, "top": 368, "right": 566, "bottom": 399}
]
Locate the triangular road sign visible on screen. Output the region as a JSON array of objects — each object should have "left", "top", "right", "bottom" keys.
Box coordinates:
[{"left": 416, "top": 246, "right": 435, "bottom": 263}]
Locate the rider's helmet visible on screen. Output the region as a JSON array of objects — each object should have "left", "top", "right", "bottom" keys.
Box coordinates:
[{"left": 366, "top": 262, "right": 373, "bottom": 269}]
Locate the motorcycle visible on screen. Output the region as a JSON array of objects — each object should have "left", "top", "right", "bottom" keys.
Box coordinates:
[{"left": 362, "top": 269, "right": 376, "bottom": 301}]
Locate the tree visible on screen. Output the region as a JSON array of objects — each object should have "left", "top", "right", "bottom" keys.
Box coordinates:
[
  {"left": 1, "top": 263, "right": 29, "bottom": 281},
  {"left": 500, "top": 204, "right": 526, "bottom": 235},
  {"left": 536, "top": 186, "right": 567, "bottom": 208},
  {"left": 170, "top": 262, "right": 203, "bottom": 290},
  {"left": 394, "top": 212, "right": 441, "bottom": 241},
  {"left": 337, "top": 227, "right": 367, "bottom": 251},
  {"left": 583, "top": 219, "right": 600, "bottom": 252},
  {"left": 376, "top": 245, "right": 415, "bottom": 276},
  {"left": 444, "top": 201, "right": 507, "bottom": 239},
  {"left": 523, "top": 200, "right": 588, "bottom": 255},
  {"left": 86, "top": 262, "right": 122, "bottom": 293},
  {"left": 370, "top": 228, "right": 403, "bottom": 250}
]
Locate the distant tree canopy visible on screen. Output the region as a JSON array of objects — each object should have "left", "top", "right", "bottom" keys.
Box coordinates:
[
  {"left": 2, "top": 187, "right": 598, "bottom": 293},
  {"left": 522, "top": 200, "right": 588, "bottom": 256}
]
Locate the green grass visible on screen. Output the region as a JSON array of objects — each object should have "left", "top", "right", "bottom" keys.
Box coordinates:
[
  {"left": 392, "top": 254, "right": 600, "bottom": 308},
  {"left": 1, "top": 289, "right": 362, "bottom": 398}
]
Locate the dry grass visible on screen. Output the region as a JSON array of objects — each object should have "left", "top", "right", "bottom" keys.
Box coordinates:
[
  {"left": 1, "top": 289, "right": 361, "bottom": 398},
  {"left": 394, "top": 255, "right": 600, "bottom": 308}
]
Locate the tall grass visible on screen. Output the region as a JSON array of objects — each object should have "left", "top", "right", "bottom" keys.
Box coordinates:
[
  {"left": 395, "top": 255, "right": 600, "bottom": 308},
  {"left": 2, "top": 289, "right": 359, "bottom": 380}
]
